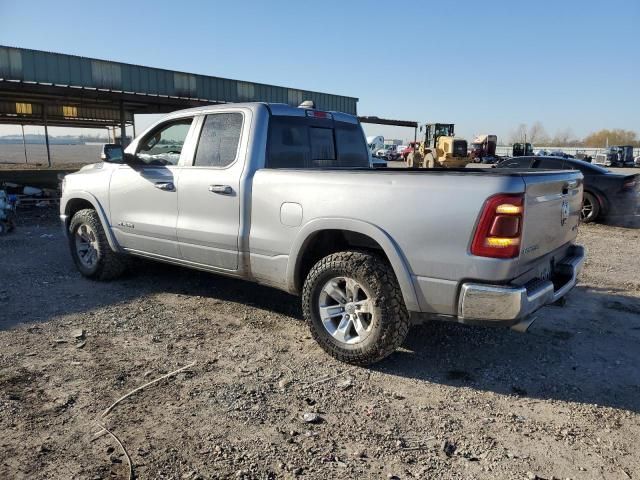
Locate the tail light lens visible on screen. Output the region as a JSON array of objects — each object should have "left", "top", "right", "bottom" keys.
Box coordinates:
[{"left": 471, "top": 194, "right": 524, "bottom": 259}]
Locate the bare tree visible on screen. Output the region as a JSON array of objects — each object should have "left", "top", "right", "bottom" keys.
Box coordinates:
[
  {"left": 509, "top": 123, "right": 528, "bottom": 144},
  {"left": 528, "top": 121, "right": 548, "bottom": 145},
  {"left": 551, "top": 128, "right": 576, "bottom": 147},
  {"left": 508, "top": 122, "right": 548, "bottom": 145}
]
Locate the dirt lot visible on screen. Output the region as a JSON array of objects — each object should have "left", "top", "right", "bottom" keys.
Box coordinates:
[{"left": 1, "top": 208, "right": 639, "bottom": 480}]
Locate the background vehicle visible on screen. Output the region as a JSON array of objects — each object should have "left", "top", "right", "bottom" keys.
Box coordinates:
[
  {"left": 61, "top": 102, "right": 585, "bottom": 365},
  {"left": 470, "top": 134, "right": 498, "bottom": 163},
  {"left": 512, "top": 142, "right": 534, "bottom": 157},
  {"left": 377, "top": 144, "right": 400, "bottom": 161},
  {"left": 400, "top": 142, "right": 418, "bottom": 161},
  {"left": 366, "top": 135, "right": 384, "bottom": 157},
  {"left": 406, "top": 123, "right": 469, "bottom": 168},
  {"left": 593, "top": 146, "right": 635, "bottom": 167},
  {"left": 495, "top": 156, "right": 639, "bottom": 222},
  {"left": 548, "top": 150, "right": 574, "bottom": 159},
  {"left": 574, "top": 151, "right": 593, "bottom": 163}
]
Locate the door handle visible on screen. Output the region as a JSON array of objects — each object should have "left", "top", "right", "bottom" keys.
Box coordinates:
[
  {"left": 208, "top": 184, "right": 233, "bottom": 195},
  {"left": 154, "top": 181, "right": 175, "bottom": 191}
]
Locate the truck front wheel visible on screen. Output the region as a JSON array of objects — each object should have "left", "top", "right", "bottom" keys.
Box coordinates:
[
  {"left": 68, "top": 208, "right": 127, "bottom": 280},
  {"left": 302, "top": 251, "right": 410, "bottom": 365}
]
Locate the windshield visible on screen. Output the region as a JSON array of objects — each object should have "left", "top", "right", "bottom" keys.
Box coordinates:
[{"left": 434, "top": 125, "right": 452, "bottom": 137}]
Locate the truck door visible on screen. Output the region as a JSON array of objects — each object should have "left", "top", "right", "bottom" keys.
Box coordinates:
[
  {"left": 109, "top": 117, "right": 196, "bottom": 259},
  {"left": 176, "top": 111, "right": 246, "bottom": 270}
]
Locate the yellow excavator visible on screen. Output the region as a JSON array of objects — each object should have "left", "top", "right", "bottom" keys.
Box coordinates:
[{"left": 406, "top": 123, "right": 470, "bottom": 168}]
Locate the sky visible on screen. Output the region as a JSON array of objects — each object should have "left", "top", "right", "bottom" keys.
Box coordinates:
[{"left": 0, "top": 0, "right": 639, "bottom": 144}]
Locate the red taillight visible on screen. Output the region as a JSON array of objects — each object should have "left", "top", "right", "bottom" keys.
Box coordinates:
[
  {"left": 471, "top": 194, "right": 524, "bottom": 259},
  {"left": 622, "top": 178, "right": 637, "bottom": 191}
]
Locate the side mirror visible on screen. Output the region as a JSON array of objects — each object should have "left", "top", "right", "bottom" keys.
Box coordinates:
[{"left": 101, "top": 144, "right": 124, "bottom": 163}]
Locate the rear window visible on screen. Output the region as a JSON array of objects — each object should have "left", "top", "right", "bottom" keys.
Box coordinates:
[
  {"left": 535, "top": 157, "right": 565, "bottom": 169},
  {"left": 497, "top": 157, "right": 534, "bottom": 168},
  {"left": 267, "top": 116, "right": 369, "bottom": 169},
  {"left": 310, "top": 127, "right": 335, "bottom": 161}
]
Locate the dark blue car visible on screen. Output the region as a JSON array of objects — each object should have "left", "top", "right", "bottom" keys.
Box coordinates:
[{"left": 495, "top": 156, "right": 639, "bottom": 223}]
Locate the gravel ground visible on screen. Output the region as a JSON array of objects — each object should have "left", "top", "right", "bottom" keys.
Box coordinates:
[{"left": 1, "top": 207, "right": 639, "bottom": 480}]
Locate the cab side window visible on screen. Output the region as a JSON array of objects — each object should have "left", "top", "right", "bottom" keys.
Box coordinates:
[
  {"left": 137, "top": 118, "right": 193, "bottom": 166},
  {"left": 193, "top": 113, "right": 243, "bottom": 167}
]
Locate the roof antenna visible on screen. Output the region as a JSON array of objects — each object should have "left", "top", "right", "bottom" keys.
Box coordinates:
[{"left": 298, "top": 100, "right": 316, "bottom": 109}]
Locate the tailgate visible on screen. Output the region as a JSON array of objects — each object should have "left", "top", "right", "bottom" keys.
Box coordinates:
[{"left": 520, "top": 171, "right": 583, "bottom": 260}]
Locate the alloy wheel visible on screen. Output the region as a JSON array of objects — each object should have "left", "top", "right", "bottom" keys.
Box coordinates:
[
  {"left": 318, "top": 276, "right": 376, "bottom": 345},
  {"left": 74, "top": 223, "right": 99, "bottom": 269}
]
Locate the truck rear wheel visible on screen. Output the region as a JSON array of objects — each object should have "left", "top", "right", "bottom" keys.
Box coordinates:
[
  {"left": 302, "top": 251, "right": 410, "bottom": 365},
  {"left": 68, "top": 208, "right": 127, "bottom": 280}
]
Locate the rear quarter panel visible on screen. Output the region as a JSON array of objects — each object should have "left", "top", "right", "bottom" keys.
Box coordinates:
[{"left": 249, "top": 170, "right": 530, "bottom": 314}]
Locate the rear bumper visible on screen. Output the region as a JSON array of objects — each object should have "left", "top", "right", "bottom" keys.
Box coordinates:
[
  {"left": 457, "top": 245, "right": 585, "bottom": 327},
  {"left": 607, "top": 191, "right": 640, "bottom": 218}
]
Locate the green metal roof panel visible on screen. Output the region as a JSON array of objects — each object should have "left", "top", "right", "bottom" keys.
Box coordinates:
[{"left": 0, "top": 46, "right": 358, "bottom": 114}]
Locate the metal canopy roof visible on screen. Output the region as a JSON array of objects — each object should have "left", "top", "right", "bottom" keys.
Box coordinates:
[
  {"left": 358, "top": 116, "right": 418, "bottom": 128},
  {"left": 0, "top": 45, "right": 359, "bottom": 128}
]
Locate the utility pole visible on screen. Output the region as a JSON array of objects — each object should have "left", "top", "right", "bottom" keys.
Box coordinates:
[
  {"left": 21, "top": 124, "right": 28, "bottom": 163},
  {"left": 43, "top": 106, "right": 52, "bottom": 168},
  {"left": 119, "top": 100, "right": 127, "bottom": 147}
]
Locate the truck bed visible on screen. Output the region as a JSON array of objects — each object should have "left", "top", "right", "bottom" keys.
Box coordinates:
[{"left": 249, "top": 167, "right": 583, "bottom": 316}]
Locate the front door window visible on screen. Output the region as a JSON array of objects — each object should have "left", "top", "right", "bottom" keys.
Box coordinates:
[{"left": 137, "top": 119, "right": 193, "bottom": 166}]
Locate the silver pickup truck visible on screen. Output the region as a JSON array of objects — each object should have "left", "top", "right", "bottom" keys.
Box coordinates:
[{"left": 60, "top": 102, "right": 585, "bottom": 365}]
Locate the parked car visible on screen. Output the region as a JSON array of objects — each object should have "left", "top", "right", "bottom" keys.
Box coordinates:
[
  {"left": 548, "top": 150, "right": 574, "bottom": 159},
  {"left": 495, "top": 156, "right": 639, "bottom": 223},
  {"left": 635, "top": 155, "right": 640, "bottom": 167},
  {"left": 61, "top": 102, "right": 585, "bottom": 365},
  {"left": 376, "top": 144, "right": 401, "bottom": 161}
]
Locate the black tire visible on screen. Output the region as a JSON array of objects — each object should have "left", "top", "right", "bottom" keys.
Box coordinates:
[
  {"left": 581, "top": 191, "right": 600, "bottom": 223},
  {"left": 302, "top": 250, "right": 410, "bottom": 365},
  {"left": 68, "top": 208, "right": 127, "bottom": 280}
]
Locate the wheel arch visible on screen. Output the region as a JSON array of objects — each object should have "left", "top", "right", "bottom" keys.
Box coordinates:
[
  {"left": 63, "top": 191, "right": 121, "bottom": 252},
  {"left": 584, "top": 188, "right": 607, "bottom": 217},
  {"left": 287, "top": 218, "right": 420, "bottom": 312}
]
